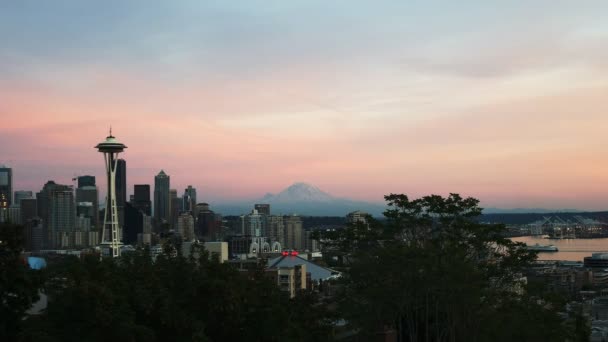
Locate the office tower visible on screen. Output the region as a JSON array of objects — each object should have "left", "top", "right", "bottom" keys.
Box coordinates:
[
  {"left": 115, "top": 159, "right": 126, "bottom": 209},
  {"left": 0, "top": 165, "right": 12, "bottom": 208},
  {"left": 8, "top": 206, "right": 20, "bottom": 224},
  {"left": 177, "top": 213, "right": 195, "bottom": 241},
  {"left": 267, "top": 215, "right": 284, "bottom": 245},
  {"left": 14, "top": 190, "right": 33, "bottom": 206},
  {"left": 24, "top": 218, "right": 44, "bottom": 252},
  {"left": 169, "top": 189, "right": 180, "bottom": 228},
  {"left": 195, "top": 203, "right": 220, "bottom": 241},
  {"left": 74, "top": 201, "right": 93, "bottom": 248},
  {"left": 241, "top": 209, "right": 263, "bottom": 237},
  {"left": 254, "top": 204, "right": 270, "bottom": 216},
  {"left": 183, "top": 185, "right": 197, "bottom": 213},
  {"left": 138, "top": 215, "right": 152, "bottom": 245},
  {"left": 77, "top": 175, "right": 95, "bottom": 188},
  {"left": 0, "top": 166, "right": 12, "bottom": 222},
  {"left": 37, "top": 181, "right": 71, "bottom": 248},
  {"left": 154, "top": 170, "right": 170, "bottom": 226},
  {"left": 76, "top": 202, "right": 94, "bottom": 229},
  {"left": 123, "top": 202, "right": 143, "bottom": 245},
  {"left": 304, "top": 230, "right": 319, "bottom": 252},
  {"left": 96, "top": 130, "right": 127, "bottom": 257},
  {"left": 76, "top": 179, "right": 99, "bottom": 231},
  {"left": 49, "top": 186, "right": 75, "bottom": 249},
  {"left": 20, "top": 198, "right": 37, "bottom": 224},
  {"left": 133, "top": 184, "right": 151, "bottom": 216},
  {"left": 284, "top": 214, "right": 303, "bottom": 251}
]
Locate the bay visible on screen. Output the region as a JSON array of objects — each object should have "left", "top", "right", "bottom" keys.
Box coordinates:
[{"left": 510, "top": 236, "right": 608, "bottom": 262}]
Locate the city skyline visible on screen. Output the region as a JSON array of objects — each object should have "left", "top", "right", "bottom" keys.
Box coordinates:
[{"left": 2, "top": 1, "right": 608, "bottom": 210}]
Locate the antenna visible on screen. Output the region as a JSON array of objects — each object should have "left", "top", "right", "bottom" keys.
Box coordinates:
[{"left": 109, "top": 126, "right": 112, "bottom": 137}]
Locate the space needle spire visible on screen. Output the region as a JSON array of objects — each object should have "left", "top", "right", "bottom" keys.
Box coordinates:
[{"left": 95, "top": 130, "right": 127, "bottom": 257}]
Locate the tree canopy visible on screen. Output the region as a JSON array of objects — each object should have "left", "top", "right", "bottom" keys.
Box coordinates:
[{"left": 317, "top": 193, "right": 580, "bottom": 341}]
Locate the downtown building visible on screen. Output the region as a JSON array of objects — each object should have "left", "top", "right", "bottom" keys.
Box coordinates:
[
  {"left": 195, "top": 203, "right": 222, "bottom": 241},
  {"left": 154, "top": 170, "right": 170, "bottom": 229},
  {"left": 183, "top": 185, "right": 197, "bottom": 213},
  {"left": 0, "top": 165, "right": 12, "bottom": 222},
  {"left": 133, "top": 184, "right": 152, "bottom": 216}
]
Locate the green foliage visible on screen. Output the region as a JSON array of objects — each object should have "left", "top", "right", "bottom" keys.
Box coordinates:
[
  {"left": 21, "top": 245, "right": 333, "bottom": 342},
  {"left": 0, "top": 223, "right": 42, "bottom": 341},
  {"left": 317, "top": 193, "right": 570, "bottom": 341}
]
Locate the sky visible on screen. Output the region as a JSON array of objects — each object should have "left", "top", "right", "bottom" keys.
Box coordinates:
[{"left": 1, "top": 1, "right": 608, "bottom": 210}]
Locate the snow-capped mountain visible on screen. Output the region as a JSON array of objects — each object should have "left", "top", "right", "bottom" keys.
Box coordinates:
[
  {"left": 261, "top": 182, "right": 335, "bottom": 203},
  {"left": 253, "top": 182, "right": 385, "bottom": 216}
]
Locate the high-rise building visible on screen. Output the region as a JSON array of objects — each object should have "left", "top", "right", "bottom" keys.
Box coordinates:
[
  {"left": 49, "top": 186, "right": 75, "bottom": 249},
  {"left": 77, "top": 175, "right": 96, "bottom": 188},
  {"left": 37, "top": 181, "right": 72, "bottom": 248},
  {"left": 169, "top": 189, "right": 181, "bottom": 228},
  {"left": 14, "top": 191, "right": 33, "bottom": 206},
  {"left": 8, "top": 206, "right": 21, "bottom": 224},
  {"left": 195, "top": 203, "right": 221, "bottom": 241},
  {"left": 24, "top": 218, "right": 44, "bottom": 252},
  {"left": 304, "top": 230, "right": 319, "bottom": 252},
  {"left": 138, "top": 214, "right": 152, "bottom": 245},
  {"left": 183, "top": 185, "right": 197, "bottom": 213},
  {"left": 177, "top": 213, "right": 195, "bottom": 241},
  {"left": 96, "top": 131, "right": 127, "bottom": 257},
  {"left": 154, "top": 170, "right": 170, "bottom": 227},
  {"left": 242, "top": 209, "right": 263, "bottom": 237},
  {"left": 115, "top": 159, "right": 127, "bottom": 209},
  {"left": 0, "top": 166, "right": 12, "bottom": 219},
  {"left": 20, "top": 198, "right": 37, "bottom": 224},
  {"left": 284, "top": 214, "right": 303, "bottom": 251},
  {"left": 123, "top": 202, "right": 143, "bottom": 245},
  {"left": 133, "top": 184, "right": 151, "bottom": 216},
  {"left": 254, "top": 204, "right": 270, "bottom": 216},
  {"left": 76, "top": 181, "right": 99, "bottom": 231},
  {"left": 267, "top": 215, "right": 284, "bottom": 245}
]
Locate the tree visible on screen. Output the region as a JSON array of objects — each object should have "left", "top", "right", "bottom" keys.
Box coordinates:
[
  {"left": 317, "top": 193, "right": 569, "bottom": 341},
  {"left": 22, "top": 244, "right": 333, "bottom": 341},
  {"left": 0, "top": 223, "right": 42, "bottom": 341}
]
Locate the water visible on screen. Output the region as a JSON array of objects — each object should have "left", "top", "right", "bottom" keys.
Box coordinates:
[{"left": 510, "top": 236, "right": 608, "bottom": 262}]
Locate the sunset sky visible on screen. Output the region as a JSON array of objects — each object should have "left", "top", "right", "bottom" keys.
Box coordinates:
[{"left": 1, "top": 1, "right": 608, "bottom": 210}]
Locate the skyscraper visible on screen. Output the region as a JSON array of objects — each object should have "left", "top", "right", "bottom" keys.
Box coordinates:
[
  {"left": 177, "top": 212, "right": 195, "bottom": 241},
  {"left": 123, "top": 202, "right": 143, "bottom": 245},
  {"left": 0, "top": 165, "right": 13, "bottom": 222},
  {"left": 14, "top": 190, "right": 33, "bottom": 206},
  {"left": 133, "top": 184, "right": 151, "bottom": 216},
  {"left": 284, "top": 214, "right": 303, "bottom": 251},
  {"left": 76, "top": 176, "right": 99, "bottom": 231},
  {"left": 77, "top": 175, "right": 96, "bottom": 188},
  {"left": 20, "top": 198, "right": 37, "bottom": 225},
  {"left": 169, "top": 189, "right": 180, "bottom": 228},
  {"left": 183, "top": 185, "right": 197, "bottom": 213},
  {"left": 195, "top": 203, "right": 221, "bottom": 241},
  {"left": 154, "top": 170, "right": 170, "bottom": 227},
  {"left": 115, "top": 159, "right": 127, "bottom": 209},
  {"left": 267, "top": 215, "right": 284, "bottom": 245},
  {"left": 242, "top": 209, "right": 263, "bottom": 237},
  {"left": 37, "top": 181, "right": 71, "bottom": 248},
  {"left": 49, "top": 186, "right": 75, "bottom": 248},
  {"left": 96, "top": 131, "right": 127, "bottom": 257}
]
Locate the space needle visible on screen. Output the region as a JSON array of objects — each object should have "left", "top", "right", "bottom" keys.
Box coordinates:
[{"left": 95, "top": 129, "right": 127, "bottom": 257}]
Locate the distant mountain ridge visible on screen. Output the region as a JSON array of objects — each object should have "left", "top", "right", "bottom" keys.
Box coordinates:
[
  {"left": 212, "top": 183, "right": 598, "bottom": 217},
  {"left": 214, "top": 182, "right": 386, "bottom": 216},
  {"left": 261, "top": 182, "right": 335, "bottom": 203}
]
